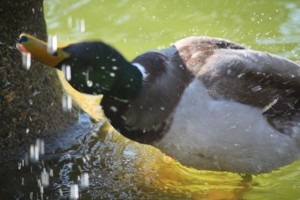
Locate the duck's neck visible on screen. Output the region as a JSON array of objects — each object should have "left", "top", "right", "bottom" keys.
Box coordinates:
[
  {"left": 101, "top": 47, "right": 194, "bottom": 144},
  {"left": 101, "top": 95, "right": 172, "bottom": 144}
]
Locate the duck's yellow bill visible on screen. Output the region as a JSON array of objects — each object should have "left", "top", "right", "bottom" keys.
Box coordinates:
[{"left": 17, "top": 33, "right": 70, "bottom": 67}]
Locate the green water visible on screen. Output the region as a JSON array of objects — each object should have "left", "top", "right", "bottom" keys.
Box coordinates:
[
  {"left": 5, "top": 0, "right": 300, "bottom": 199},
  {"left": 46, "top": 0, "right": 300, "bottom": 199}
]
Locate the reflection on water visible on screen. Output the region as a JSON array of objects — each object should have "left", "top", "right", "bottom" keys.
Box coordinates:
[
  {"left": 2, "top": 112, "right": 300, "bottom": 199},
  {"left": 0, "top": 113, "right": 249, "bottom": 199}
]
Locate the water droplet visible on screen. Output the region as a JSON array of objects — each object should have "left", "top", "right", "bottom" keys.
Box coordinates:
[
  {"left": 86, "top": 69, "right": 93, "bottom": 87},
  {"left": 47, "top": 35, "right": 57, "bottom": 55},
  {"left": 29, "top": 139, "right": 45, "bottom": 162},
  {"left": 68, "top": 16, "right": 73, "bottom": 28},
  {"left": 110, "top": 106, "right": 118, "bottom": 112},
  {"left": 237, "top": 73, "right": 245, "bottom": 78},
  {"left": 62, "top": 92, "right": 72, "bottom": 112},
  {"left": 41, "top": 168, "right": 49, "bottom": 187},
  {"left": 70, "top": 184, "right": 79, "bottom": 200},
  {"left": 110, "top": 72, "right": 115, "bottom": 77},
  {"left": 26, "top": 128, "right": 29, "bottom": 134},
  {"left": 112, "top": 66, "right": 118, "bottom": 70},
  {"left": 251, "top": 85, "right": 262, "bottom": 92},
  {"left": 49, "top": 168, "right": 54, "bottom": 177},
  {"left": 62, "top": 64, "right": 72, "bottom": 81},
  {"left": 36, "top": 138, "right": 45, "bottom": 156},
  {"left": 80, "top": 173, "right": 89, "bottom": 188},
  {"left": 76, "top": 18, "right": 85, "bottom": 33},
  {"left": 29, "top": 144, "right": 39, "bottom": 162},
  {"left": 111, "top": 58, "right": 117, "bottom": 62},
  {"left": 87, "top": 80, "right": 93, "bottom": 87},
  {"left": 160, "top": 107, "right": 165, "bottom": 111},
  {"left": 21, "top": 52, "right": 31, "bottom": 70}
]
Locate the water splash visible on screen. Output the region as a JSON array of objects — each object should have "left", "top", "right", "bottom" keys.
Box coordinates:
[
  {"left": 21, "top": 52, "right": 31, "bottom": 70},
  {"left": 47, "top": 35, "right": 58, "bottom": 55},
  {"left": 62, "top": 92, "right": 73, "bottom": 112}
]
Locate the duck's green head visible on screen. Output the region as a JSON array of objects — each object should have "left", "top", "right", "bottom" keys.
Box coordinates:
[{"left": 17, "top": 33, "right": 143, "bottom": 100}]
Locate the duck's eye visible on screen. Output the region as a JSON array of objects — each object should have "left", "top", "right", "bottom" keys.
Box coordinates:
[{"left": 18, "top": 35, "right": 28, "bottom": 43}]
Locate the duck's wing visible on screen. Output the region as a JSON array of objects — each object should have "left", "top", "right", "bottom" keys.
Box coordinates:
[{"left": 197, "top": 47, "right": 300, "bottom": 138}]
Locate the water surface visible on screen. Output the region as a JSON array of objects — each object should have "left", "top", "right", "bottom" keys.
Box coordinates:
[{"left": 3, "top": 0, "right": 300, "bottom": 199}]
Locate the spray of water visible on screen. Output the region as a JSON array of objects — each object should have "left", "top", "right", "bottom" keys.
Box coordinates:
[
  {"left": 62, "top": 64, "right": 72, "bottom": 81},
  {"left": 62, "top": 92, "right": 73, "bottom": 112},
  {"left": 47, "top": 35, "right": 58, "bottom": 55},
  {"left": 21, "top": 52, "right": 31, "bottom": 70},
  {"left": 70, "top": 184, "right": 79, "bottom": 200}
]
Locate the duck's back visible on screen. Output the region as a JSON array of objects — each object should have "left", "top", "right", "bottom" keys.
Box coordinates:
[
  {"left": 152, "top": 37, "right": 300, "bottom": 173},
  {"left": 123, "top": 36, "right": 300, "bottom": 174}
]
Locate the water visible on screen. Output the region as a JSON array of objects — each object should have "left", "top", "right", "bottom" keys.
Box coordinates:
[
  {"left": 3, "top": 0, "right": 300, "bottom": 199},
  {"left": 47, "top": 35, "right": 58, "bottom": 55},
  {"left": 62, "top": 92, "right": 73, "bottom": 112},
  {"left": 62, "top": 64, "right": 72, "bottom": 81},
  {"left": 21, "top": 52, "right": 31, "bottom": 70}
]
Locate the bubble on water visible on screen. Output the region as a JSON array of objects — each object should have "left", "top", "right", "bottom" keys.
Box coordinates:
[
  {"left": 76, "top": 18, "right": 85, "bottom": 33},
  {"left": 70, "top": 184, "right": 79, "bottom": 200},
  {"left": 21, "top": 52, "right": 31, "bottom": 70},
  {"left": 47, "top": 35, "right": 58, "bottom": 55},
  {"left": 62, "top": 92, "right": 72, "bottom": 112},
  {"left": 80, "top": 172, "right": 89, "bottom": 188},
  {"left": 62, "top": 64, "right": 72, "bottom": 81},
  {"left": 41, "top": 168, "right": 49, "bottom": 187}
]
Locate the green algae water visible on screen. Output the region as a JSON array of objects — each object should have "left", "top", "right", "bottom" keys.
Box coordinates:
[{"left": 2, "top": 0, "right": 300, "bottom": 199}]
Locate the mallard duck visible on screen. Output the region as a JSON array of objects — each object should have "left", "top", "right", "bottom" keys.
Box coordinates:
[{"left": 17, "top": 33, "right": 300, "bottom": 174}]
